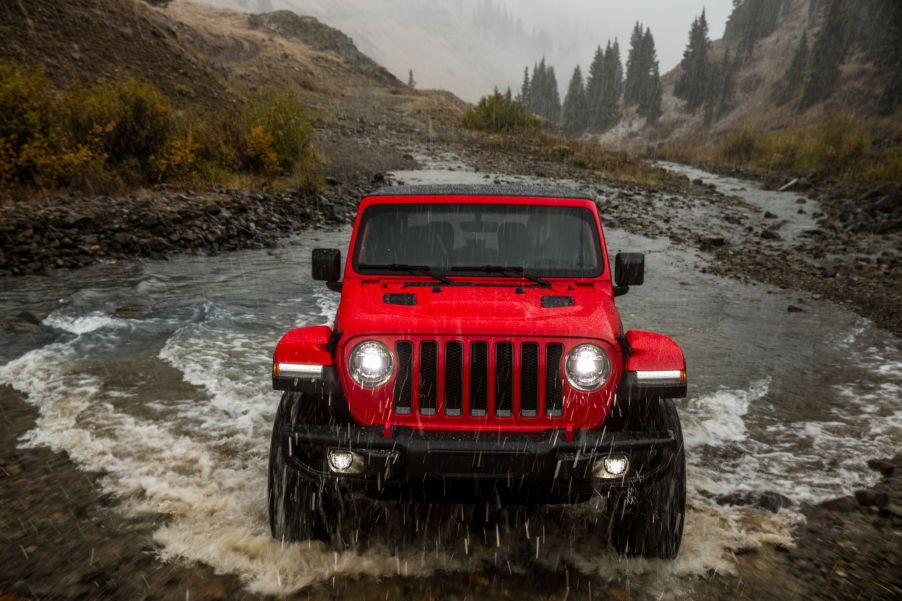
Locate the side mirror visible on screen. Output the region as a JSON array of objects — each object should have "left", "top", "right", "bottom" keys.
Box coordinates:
[
  {"left": 312, "top": 248, "right": 342, "bottom": 291},
  {"left": 614, "top": 252, "right": 644, "bottom": 296}
]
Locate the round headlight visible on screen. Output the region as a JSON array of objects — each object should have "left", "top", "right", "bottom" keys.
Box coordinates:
[
  {"left": 564, "top": 344, "right": 611, "bottom": 391},
  {"left": 348, "top": 341, "right": 393, "bottom": 387}
]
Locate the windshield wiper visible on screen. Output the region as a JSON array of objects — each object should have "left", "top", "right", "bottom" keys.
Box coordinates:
[
  {"left": 357, "top": 263, "right": 453, "bottom": 285},
  {"left": 450, "top": 265, "right": 551, "bottom": 288}
]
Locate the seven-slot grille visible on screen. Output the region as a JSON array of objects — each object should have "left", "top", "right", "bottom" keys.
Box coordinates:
[{"left": 392, "top": 339, "right": 567, "bottom": 418}]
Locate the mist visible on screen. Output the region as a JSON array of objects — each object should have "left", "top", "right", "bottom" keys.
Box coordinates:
[{"left": 202, "top": 0, "right": 733, "bottom": 101}]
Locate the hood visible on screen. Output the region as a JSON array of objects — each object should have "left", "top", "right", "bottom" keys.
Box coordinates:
[{"left": 335, "top": 278, "right": 620, "bottom": 341}]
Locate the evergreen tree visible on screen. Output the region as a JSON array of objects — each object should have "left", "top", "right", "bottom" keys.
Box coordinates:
[
  {"left": 623, "top": 22, "right": 645, "bottom": 105},
  {"left": 599, "top": 40, "right": 623, "bottom": 129},
  {"left": 637, "top": 30, "right": 662, "bottom": 122},
  {"left": 526, "top": 58, "right": 561, "bottom": 123},
  {"left": 704, "top": 49, "right": 736, "bottom": 124},
  {"left": 562, "top": 65, "right": 588, "bottom": 134},
  {"left": 776, "top": 32, "right": 808, "bottom": 106},
  {"left": 726, "top": 0, "right": 786, "bottom": 62},
  {"left": 517, "top": 66, "right": 531, "bottom": 105},
  {"left": 585, "top": 46, "right": 606, "bottom": 126},
  {"left": 408, "top": 69, "right": 416, "bottom": 88},
  {"left": 860, "top": 0, "right": 902, "bottom": 113},
  {"left": 801, "top": 0, "right": 849, "bottom": 108},
  {"left": 675, "top": 10, "right": 712, "bottom": 112}
]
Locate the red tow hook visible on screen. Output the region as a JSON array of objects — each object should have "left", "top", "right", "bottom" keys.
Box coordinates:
[
  {"left": 383, "top": 420, "right": 392, "bottom": 439},
  {"left": 565, "top": 423, "right": 574, "bottom": 442}
]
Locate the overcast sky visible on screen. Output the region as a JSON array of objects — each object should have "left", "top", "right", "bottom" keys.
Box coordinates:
[{"left": 506, "top": 0, "right": 733, "bottom": 73}]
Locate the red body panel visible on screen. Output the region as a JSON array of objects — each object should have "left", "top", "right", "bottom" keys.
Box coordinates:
[
  {"left": 274, "top": 325, "right": 333, "bottom": 366},
  {"left": 273, "top": 192, "right": 685, "bottom": 433},
  {"left": 623, "top": 331, "right": 686, "bottom": 372}
]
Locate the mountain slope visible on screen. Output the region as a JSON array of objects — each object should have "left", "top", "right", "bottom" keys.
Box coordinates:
[
  {"left": 599, "top": 0, "right": 901, "bottom": 151},
  {"left": 0, "top": 0, "right": 465, "bottom": 184}
]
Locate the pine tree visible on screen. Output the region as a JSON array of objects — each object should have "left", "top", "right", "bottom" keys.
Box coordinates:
[
  {"left": 776, "top": 32, "right": 808, "bottom": 105},
  {"left": 675, "top": 11, "right": 712, "bottom": 112},
  {"left": 517, "top": 66, "right": 531, "bottom": 105},
  {"left": 562, "top": 65, "right": 588, "bottom": 134},
  {"left": 726, "top": 0, "right": 786, "bottom": 62},
  {"left": 408, "top": 69, "right": 416, "bottom": 88},
  {"left": 703, "top": 49, "right": 736, "bottom": 123},
  {"left": 526, "top": 58, "right": 561, "bottom": 123},
  {"left": 585, "top": 46, "right": 606, "bottom": 127},
  {"left": 860, "top": 0, "right": 902, "bottom": 113},
  {"left": 637, "top": 30, "right": 662, "bottom": 122},
  {"left": 599, "top": 40, "right": 623, "bottom": 129},
  {"left": 623, "top": 22, "right": 645, "bottom": 105},
  {"left": 801, "top": 0, "right": 849, "bottom": 108}
]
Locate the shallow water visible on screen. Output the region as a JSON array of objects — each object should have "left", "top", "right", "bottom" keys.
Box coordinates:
[{"left": 0, "top": 167, "right": 899, "bottom": 598}]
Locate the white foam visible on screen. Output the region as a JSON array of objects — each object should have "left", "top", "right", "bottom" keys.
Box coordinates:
[
  {"left": 4, "top": 302, "right": 901, "bottom": 595},
  {"left": 683, "top": 378, "right": 769, "bottom": 448},
  {"left": 43, "top": 310, "right": 130, "bottom": 334}
]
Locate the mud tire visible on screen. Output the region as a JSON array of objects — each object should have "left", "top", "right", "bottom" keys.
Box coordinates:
[
  {"left": 268, "top": 392, "right": 351, "bottom": 544},
  {"left": 609, "top": 398, "right": 686, "bottom": 559}
]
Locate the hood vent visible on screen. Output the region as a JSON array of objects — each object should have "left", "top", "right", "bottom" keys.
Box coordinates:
[
  {"left": 540, "top": 295, "right": 574, "bottom": 308},
  {"left": 384, "top": 293, "right": 416, "bottom": 306}
]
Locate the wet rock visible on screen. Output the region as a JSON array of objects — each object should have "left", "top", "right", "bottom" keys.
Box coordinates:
[
  {"left": 760, "top": 228, "right": 782, "bottom": 240},
  {"left": 699, "top": 236, "right": 726, "bottom": 250},
  {"left": 764, "top": 211, "right": 778, "bottom": 219},
  {"left": 819, "top": 495, "right": 859, "bottom": 512},
  {"left": 717, "top": 491, "right": 794, "bottom": 513},
  {"left": 867, "top": 459, "right": 895, "bottom": 477},
  {"left": 787, "top": 305, "right": 805, "bottom": 313},
  {"left": 112, "top": 304, "right": 148, "bottom": 318},
  {"left": 15, "top": 310, "right": 43, "bottom": 325},
  {"left": 854, "top": 490, "right": 889, "bottom": 508}
]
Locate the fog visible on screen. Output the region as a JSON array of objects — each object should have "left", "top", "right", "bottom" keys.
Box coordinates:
[{"left": 202, "top": 0, "right": 733, "bottom": 101}]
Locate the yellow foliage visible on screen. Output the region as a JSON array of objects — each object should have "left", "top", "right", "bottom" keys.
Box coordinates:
[
  {"left": 243, "top": 125, "right": 281, "bottom": 175},
  {"left": 661, "top": 114, "right": 899, "bottom": 185},
  {"left": 0, "top": 62, "right": 323, "bottom": 195}
]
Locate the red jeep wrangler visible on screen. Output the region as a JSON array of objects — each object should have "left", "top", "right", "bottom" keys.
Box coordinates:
[{"left": 269, "top": 185, "right": 687, "bottom": 558}]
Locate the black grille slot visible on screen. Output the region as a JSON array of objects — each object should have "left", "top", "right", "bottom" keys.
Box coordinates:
[
  {"left": 545, "top": 343, "right": 565, "bottom": 416},
  {"left": 520, "top": 343, "right": 539, "bottom": 417},
  {"left": 495, "top": 342, "right": 513, "bottom": 416},
  {"left": 393, "top": 341, "right": 413, "bottom": 414},
  {"left": 419, "top": 341, "right": 437, "bottom": 415},
  {"left": 469, "top": 342, "right": 488, "bottom": 416},
  {"left": 444, "top": 342, "right": 463, "bottom": 416}
]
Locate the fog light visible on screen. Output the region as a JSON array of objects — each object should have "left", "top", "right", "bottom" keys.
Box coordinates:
[
  {"left": 593, "top": 455, "right": 629, "bottom": 479},
  {"left": 327, "top": 449, "right": 363, "bottom": 474}
]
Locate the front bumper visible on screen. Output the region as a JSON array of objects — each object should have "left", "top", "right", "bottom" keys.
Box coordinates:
[{"left": 281, "top": 423, "right": 677, "bottom": 502}]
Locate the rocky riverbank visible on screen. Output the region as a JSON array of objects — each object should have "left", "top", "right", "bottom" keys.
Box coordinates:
[{"left": 0, "top": 183, "right": 367, "bottom": 277}]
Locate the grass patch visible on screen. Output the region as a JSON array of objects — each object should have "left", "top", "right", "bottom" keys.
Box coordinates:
[
  {"left": 659, "top": 114, "right": 902, "bottom": 185},
  {"left": 471, "top": 128, "right": 685, "bottom": 190},
  {"left": 0, "top": 63, "right": 321, "bottom": 197}
]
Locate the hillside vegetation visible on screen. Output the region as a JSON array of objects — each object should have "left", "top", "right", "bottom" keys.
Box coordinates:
[
  {"left": 0, "top": 0, "right": 460, "bottom": 199},
  {"left": 0, "top": 63, "right": 319, "bottom": 194}
]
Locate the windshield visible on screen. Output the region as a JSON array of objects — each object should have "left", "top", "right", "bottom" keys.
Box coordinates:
[{"left": 353, "top": 203, "right": 603, "bottom": 277}]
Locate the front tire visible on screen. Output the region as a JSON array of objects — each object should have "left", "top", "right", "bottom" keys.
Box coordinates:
[
  {"left": 609, "top": 398, "right": 686, "bottom": 559},
  {"left": 268, "top": 392, "right": 349, "bottom": 544}
]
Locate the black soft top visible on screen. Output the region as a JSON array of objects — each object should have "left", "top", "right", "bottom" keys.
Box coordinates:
[{"left": 366, "top": 184, "right": 595, "bottom": 201}]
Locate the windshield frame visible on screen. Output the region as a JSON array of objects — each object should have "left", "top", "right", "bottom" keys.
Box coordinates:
[{"left": 349, "top": 198, "right": 606, "bottom": 279}]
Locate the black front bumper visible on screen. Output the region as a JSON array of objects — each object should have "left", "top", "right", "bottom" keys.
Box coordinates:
[{"left": 282, "top": 424, "right": 676, "bottom": 502}]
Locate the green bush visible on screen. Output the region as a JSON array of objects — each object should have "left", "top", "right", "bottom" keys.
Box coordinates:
[
  {"left": 242, "top": 90, "right": 320, "bottom": 185},
  {"left": 462, "top": 92, "right": 540, "bottom": 133}
]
